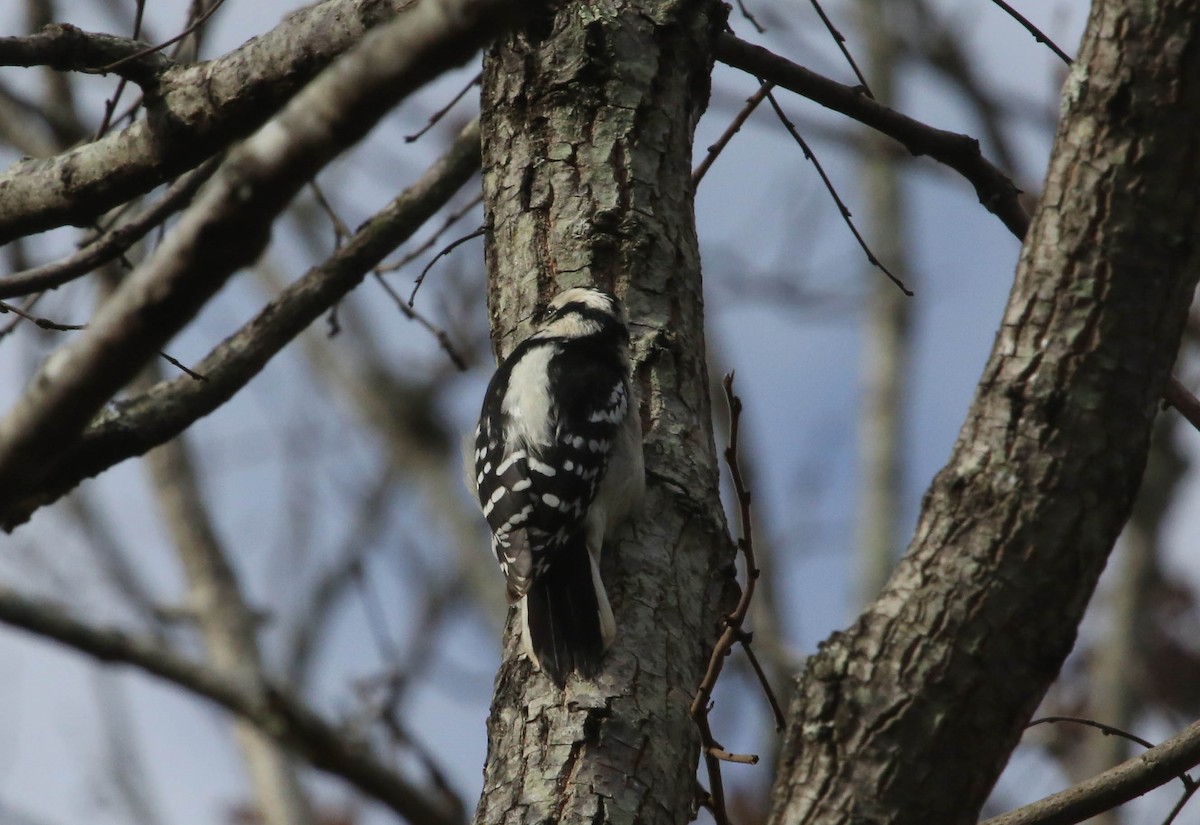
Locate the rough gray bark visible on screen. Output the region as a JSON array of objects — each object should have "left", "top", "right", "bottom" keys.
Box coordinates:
[
  {"left": 472, "top": 2, "right": 732, "bottom": 823},
  {"left": 768, "top": 1, "right": 1200, "bottom": 822}
]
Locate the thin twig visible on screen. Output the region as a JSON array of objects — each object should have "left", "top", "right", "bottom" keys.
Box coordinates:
[
  {"left": 374, "top": 705, "right": 466, "bottom": 822},
  {"left": 714, "top": 33, "right": 1031, "bottom": 240},
  {"left": 408, "top": 226, "right": 484, "bottom": 305},
  {"left": 0, "top": 298, "right": 229, "bottom": 382},
  {"left": 718, "top": 378, "right": 772, "bottom": 712},
  {"left": 93, "top": 0, "right": 147, "bottom": 139},
  {"left": 763, "top": 89, "right": 912, "bottom": 295},
  {"left": 405, "top": 72, "right": 481, "bottom": 142},
  {"left": 690, "top": 373, "right": 777, "bottom": 825},
  {"left": 695, "top": 712, "right": 731, "bottom": 825},
  {"left": 983, "top": 718, "right": 1200, "bottom": 825},
  {"left": 157, "top": 351, "right": 206, "bottom": 381},
  {"left": 372, "top": 273, "right": 469, "bottom": 371},
  {"left": 0, "top": 157, "right": 221, "bottom": 299},
  {"left": 1162, "top": 378, "right": 1200, "bottom": 433},
  {"left": 1028, "top": 716, "right": 1158, "bottom": 753},
  {"left": 310, "top": 181, "right": 354, "bottom": 249},
  {"left": 694, "top": 81, "right": 773, "bottom": 185},
  {"left": 94, "top": 89, "right": 146, "bottom": 141},
  {"left": 734, "top": 0, "right": 766, "bottom": 34},
  {"left": 1162, "top": 780, "right": 1200, "bottom": 825},
  {"left": 90, "top": 0, "right": 228, "bottom": 74},
  {"left": 903, "top": 0, "right": 1027, "bottom": 182},
  {"left": 987, "top": 0, "right": 1072, "bottom": 65},
  {"left": 353, "top": 561, "right": 403, "bottom": 666},
  {"left": 808, "top": 0, "right": 873, "bottom": 96},
  {"left": 707, "top": 746, "right": 760, "bottom": 764},
  {"left": 171, "top": 0, "right": 221, "bottom": 61},
  {"left": 0, "top": 300, "right": 85, "bottom": 330},
  {"left": 0, "top": 292, "right": 44, "bottom": 340},
  {"left": 376, "top": 192, "right": 484, "bottom": 275},
  {"left": 284, "top": 467, "right": 396, "bottom": 688},
  {"left": 739, "top": 633, "right": 785, "bottom": 731}
]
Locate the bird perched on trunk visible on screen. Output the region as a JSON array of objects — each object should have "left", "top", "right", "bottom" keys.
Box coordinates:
[{"left": 471, "top": 287, "right": 644, "bottom": 686}]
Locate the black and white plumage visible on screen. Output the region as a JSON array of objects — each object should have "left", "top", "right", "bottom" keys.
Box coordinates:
[{"left": 472, "top": 287, "right": 644, "bottom": 686}]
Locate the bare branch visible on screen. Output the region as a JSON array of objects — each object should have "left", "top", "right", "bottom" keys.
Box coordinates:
[
  {"left": 373, "top": 272, "right": 471, "bottom": 370},
  {"left": 0, "top": 24, "right": 172, "bottom": 87},
  {"left": 1162, "top": 378, "right": 1200, "bottom": 433},
  {"left": 0, "top": 0, "right": 454, "bottom": 243},
  {"left": 0, "top": 117, "right": 481, "bottom": 530},
  {"left": 0, "top": 157, "right": 220, "bottom": 299},
  {"left": 0, "top": 583, "right": 462, "bottom": 825},
  {"left": 691, "top": 374, "right": 777, "bottom": 825},
  {"left": 145, "top": 425, "right": 316, "bottom": 825},
  {"left": 377, "top": 191, "right": 483, "bottom": 275},
  {"left": 986, "top": 0, "right": 1073, "bottom": 65},
  {"left": 405, "top": 71, "right": 481, "bottom": 142},
  {"left": 763, "top": 88, "right": 911, "bottom": 295},
  {"left": 808, "top": 0, "right": 872, "bottom": 96},
  {"left": 1027, "top": 715, "right": 1159, "bottom": 754},
  {"left": 693, "top": 81, "right": 772, "bottom": 185},
  {"left": 715, "top": 32, "right": 1030, "bottom": 239},
  {"left": 93, "top": 0, "right": 227, "bottom": 75},
  {"left": 983, "top": 719, "right": 1200, "bottom": 825},
  {"left": 406, "top": 226, "right": 484, "bottom": 307},
  {"left": 0, "top": 0, "right": 515, "bottom": 503}
]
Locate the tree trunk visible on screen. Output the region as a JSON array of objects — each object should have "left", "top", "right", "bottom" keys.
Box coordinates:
[
  {"left": 854, "top": 0, "right": 912, "bottom": 608},
  {"left": 146, "top": 435, "right": 316, "bottom": 825},
  {"left": 768, "top": 1, "right": 1200, "bottom": 822},
  {"left": 473, "top": 2, "right": 731, "bottom": 823}
]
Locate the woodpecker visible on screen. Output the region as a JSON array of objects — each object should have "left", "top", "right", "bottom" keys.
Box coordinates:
[{"left": 471, "top": 287, "right": 644, "bottom": 686}]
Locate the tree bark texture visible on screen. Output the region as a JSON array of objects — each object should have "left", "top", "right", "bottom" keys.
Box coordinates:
[
  {"left": 768, "top": 1, "right": 1200, "bottom": 823},
  {"left": 474, "top": 2, "right": 731, "bottom": 824}
]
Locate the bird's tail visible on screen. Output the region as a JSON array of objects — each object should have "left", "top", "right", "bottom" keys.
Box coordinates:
[{"left": 520, "top": 538, "right": 615, "bottom": 687}]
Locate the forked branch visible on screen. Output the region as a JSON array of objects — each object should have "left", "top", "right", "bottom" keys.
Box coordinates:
[{"left": 690, "top": 373, "right": 784, "bottom": 825}]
